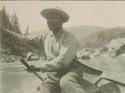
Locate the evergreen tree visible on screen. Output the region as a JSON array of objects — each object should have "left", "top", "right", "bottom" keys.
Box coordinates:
[
  {"left": 1, "top": 6, "right": 11, "bottom": 48},
  {"left": 11, "top": 12, "right": 21, "bottom": 34},
  {"left": 0, "top": 6, "right": 11, "bottom": 30},
  {"left": 0, "top": 6, "right": 23, "bottom": 55}
]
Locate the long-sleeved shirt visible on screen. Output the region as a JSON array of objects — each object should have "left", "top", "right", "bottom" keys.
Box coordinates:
[
  {"left": 38, "top": 29, "right": 78, "bottom": 81},
  {"left": 41, "top": 29, "right": 78, "bottom": 72}
]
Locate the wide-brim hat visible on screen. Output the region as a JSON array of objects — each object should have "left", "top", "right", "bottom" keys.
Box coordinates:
[{"left": 41, "top": 8, "right": 69, "bottom": 23}]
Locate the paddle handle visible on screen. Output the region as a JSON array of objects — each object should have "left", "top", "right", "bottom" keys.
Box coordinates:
[{"left": 20, "top": 59, "right": 30, "bottom": 68}]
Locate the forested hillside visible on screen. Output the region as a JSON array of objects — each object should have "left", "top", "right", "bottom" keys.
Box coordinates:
[
  {"left": 28, "top": 26, "right": 125, "bottom": 50},
  {"left": 0, "top": 7, "right": 37, "bottom": 62}
]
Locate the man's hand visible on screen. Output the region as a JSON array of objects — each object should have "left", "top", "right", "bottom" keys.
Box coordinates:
[
  {"left": 25, "top": 65, "right": 40, "bottom": 73},
  {"left": 26, "top": 52, "right": 33, "bottom": 61}
]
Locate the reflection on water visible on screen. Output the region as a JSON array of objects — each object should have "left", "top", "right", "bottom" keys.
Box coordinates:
[{"left": 0, "top": 62, "right": 41, "bottom": 93}]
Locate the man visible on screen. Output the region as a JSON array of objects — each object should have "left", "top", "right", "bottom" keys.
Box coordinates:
[
  {"left": 26, "top": 8, "right": 92, "bottom": 93},
  {"left": 26, "top": 8, "right": 121, "bottom": 93}
]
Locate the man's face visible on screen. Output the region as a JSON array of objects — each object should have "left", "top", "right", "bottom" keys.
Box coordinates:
[{"left": 47, "top": 20, "right": 63, "bottom": 32}]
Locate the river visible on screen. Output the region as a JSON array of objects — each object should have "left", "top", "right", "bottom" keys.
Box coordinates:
[
  {"left": 1, "top": 54, "right": 125, "bottom": 93},
  {"left": 0, "top": 62, "right": 41, "bottom": 93}
]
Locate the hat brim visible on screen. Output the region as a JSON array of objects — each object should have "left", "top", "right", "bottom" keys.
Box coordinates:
[{"left": 41, "top": 8, "right": 69, "bottom": 23}]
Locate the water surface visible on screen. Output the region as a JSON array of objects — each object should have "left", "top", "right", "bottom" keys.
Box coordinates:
[{"left": 0, "top": 62, "right": 41, "bottom": 93}]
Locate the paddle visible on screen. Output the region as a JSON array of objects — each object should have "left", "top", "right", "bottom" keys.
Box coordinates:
[{"left": 20, "top": 58, "right": 44, "bottom": 81}]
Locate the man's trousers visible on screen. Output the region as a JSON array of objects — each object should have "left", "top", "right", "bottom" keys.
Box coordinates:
[{"left": 36, "top": 62, "right": 121, "bottom": 93}]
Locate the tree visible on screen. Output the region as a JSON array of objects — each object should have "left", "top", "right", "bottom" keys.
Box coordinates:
[
  {"left": 11, "top": 12, "right": 21, "bottom": 34},
  {"left": 0, "top": 6, "right": 12, "bottom": 30},
  {"left": 1, "top": 6, "right": 11, "bottom": 48},
  {"left": 0, "top": 6, "right": 42, "bottom": 58},
  {"left": 23, "top": 25, "right": 29, "bottom": 39},
  {"left": 0, "top": 6, "right": 23, "bottom": 55}
]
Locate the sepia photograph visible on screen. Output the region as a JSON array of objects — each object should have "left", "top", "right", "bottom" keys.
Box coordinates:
[{"left": 0, "top": 1, "right": 125, "bottom": 93}]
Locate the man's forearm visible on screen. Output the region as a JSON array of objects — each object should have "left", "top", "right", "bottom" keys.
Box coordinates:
[{"left": 39, "top": 60, "right": 67, "bottom": 72}]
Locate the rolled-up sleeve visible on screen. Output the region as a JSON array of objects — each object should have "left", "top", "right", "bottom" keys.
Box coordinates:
[{"left": 40, "top": 35, "right": 78, "bottom": 72}]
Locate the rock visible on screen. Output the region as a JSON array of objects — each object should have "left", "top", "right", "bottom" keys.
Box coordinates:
[
  {"left": 105, "top": 38, "right": 125, "bottom": 57},
  {"left": 77, "top": 48, "right": 98, "bottom": 59}
]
